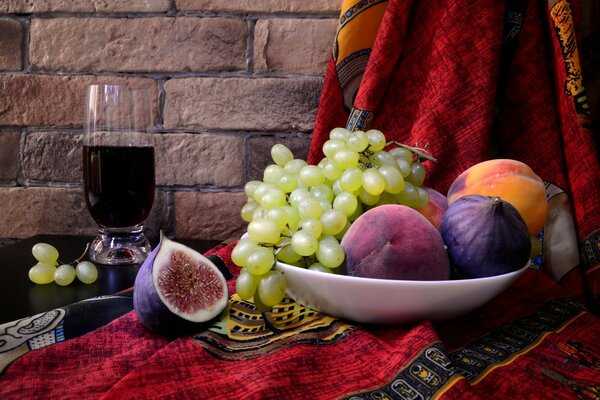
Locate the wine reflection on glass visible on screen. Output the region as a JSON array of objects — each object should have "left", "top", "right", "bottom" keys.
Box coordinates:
[{"left": 83, "top": 84, "right": 155, "bottom": 265}]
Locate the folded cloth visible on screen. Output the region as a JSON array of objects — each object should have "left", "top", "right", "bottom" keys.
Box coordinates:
[
  {"left": 309, "top": 0, "right": 600, "bottom": 310},
  {"left": 1, "top": 242, "right": 600, "bottom": 399}
]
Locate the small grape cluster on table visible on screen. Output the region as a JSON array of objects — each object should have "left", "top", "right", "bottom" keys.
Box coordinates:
[{"left": 29, "top": 243, "right": 98, "bottom": 286}]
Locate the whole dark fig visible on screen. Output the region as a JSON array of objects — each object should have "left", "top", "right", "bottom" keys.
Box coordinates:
[
  {"left": 440, "top": 195, "right": 531, "bottom": 278},
  {"left": 133, "top": 233, "right": 228, "bottom": 337}
]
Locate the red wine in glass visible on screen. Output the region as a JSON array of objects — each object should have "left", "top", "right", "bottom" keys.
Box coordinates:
[{"left": 83, "top": 145, "right": 155, "bottom": 228}]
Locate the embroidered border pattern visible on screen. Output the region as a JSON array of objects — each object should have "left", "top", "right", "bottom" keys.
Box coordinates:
[
  {"left": 194, "top": 296, "right": 356, "bottom": 361},
  {"left": 345, "top": 297, "right": 586, "bottom": 399}
]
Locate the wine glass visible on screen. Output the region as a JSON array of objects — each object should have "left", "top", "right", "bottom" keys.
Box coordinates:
[{"left": 83, "top": 84, "right": 155, "bottom": 265}]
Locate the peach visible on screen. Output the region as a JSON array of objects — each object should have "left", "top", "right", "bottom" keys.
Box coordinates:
[
  {"left": 415, "top": 187, "right": 448, "bottom": 230},
  {"left": 341, "top": 204, "right": 450, "bottom": 281},
  {"left": 447, "top": 159, "right": 548, "bottom": 236}
]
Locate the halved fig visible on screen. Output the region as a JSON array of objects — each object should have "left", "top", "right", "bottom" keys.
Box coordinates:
[{"left": 133, "top": 234, "right": 228, "bottom": 336}]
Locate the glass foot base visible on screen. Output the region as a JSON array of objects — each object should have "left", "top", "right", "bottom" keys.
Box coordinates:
[{"left": 89, "top": 227, "right": 151, "bottom": 265}]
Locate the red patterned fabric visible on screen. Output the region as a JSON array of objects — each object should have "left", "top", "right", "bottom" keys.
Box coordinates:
[
  {"left": 1, "top": 242, "right": 600, "bottom": 399},
  {"left": 1, "top": 1, "right": 600, "bottom": 398}
]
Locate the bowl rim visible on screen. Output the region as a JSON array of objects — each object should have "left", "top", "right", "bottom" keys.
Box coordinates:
[{"left": 276, "top": 260, "right": 531, "bottom": 287}]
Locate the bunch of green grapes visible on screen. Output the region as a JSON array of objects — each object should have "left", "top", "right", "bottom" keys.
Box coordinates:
[
  {"left": 29, "top": 243, "right": 98, "bottom": 286},
  {"left": 232, "top": 127, "right": 434, "bottom": 311}
]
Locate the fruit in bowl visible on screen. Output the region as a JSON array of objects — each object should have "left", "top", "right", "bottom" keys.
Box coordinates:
[
  {"left": 232, "top": 127, "right": 539, "bottom": 322},
  {"left": 447, "top": 159, "right": 548, "bottom": 236},
  {"left": 440, "top": 194, "right": 531, "bottom": 278},
  {"left": 341, "top": 204, "right": 450, "bottom": 280}
]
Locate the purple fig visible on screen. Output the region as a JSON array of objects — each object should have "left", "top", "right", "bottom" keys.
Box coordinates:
[{"left": 133, "top": 233, "right": 228, "bottom": 336}]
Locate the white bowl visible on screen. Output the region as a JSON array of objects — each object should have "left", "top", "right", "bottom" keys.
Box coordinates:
[{"left": 276, "top": 261, "right": 530, "bottom": 325}]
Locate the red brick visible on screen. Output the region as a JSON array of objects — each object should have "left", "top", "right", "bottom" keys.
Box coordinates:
[
  {"left": 155, "top": 133, "right": 244, "bottom": 187},
  {"left": 254, "top": 19, "right": 337, "bottom": 74},
  {"left": 0, "top": 0, "right": 170, "bottom": 13},
  {"left": 0, "top": 18, "right": 23, "bottom": 70},
  {"left": 0, "top": 75, "right": 156, "bottom": 127},
  {"left": 174, "top": 191, "right": 247, "bottom": 241},
  {"left": 176, "top": 0, "right": 340, "bottom": 14},
  {"left": 30, "top": 18, "right": 246, "bottom": 73},
  {"left": 163, "top": 77, "right": 322, "bottom": 131},
  {"left": 0, "top": 130, "right": 20, "bottom": 181}
]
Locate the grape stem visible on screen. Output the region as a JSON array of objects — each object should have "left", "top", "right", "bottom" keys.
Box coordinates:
[
  {"left": 390, "top": 141, "right": 438, "bottom": 163},
  {"left": 75, "top": 243, "right": 91, "bottom": 264}
]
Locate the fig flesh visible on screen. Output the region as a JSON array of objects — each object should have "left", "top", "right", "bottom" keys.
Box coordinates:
[
  {"left": 133, "top": 234, "right": 228, "bottom": 336},
  {"left": 440, "top": 195, "right": 531, "bottom": 278}
]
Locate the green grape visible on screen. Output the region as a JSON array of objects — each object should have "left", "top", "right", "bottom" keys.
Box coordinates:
[
  {"left": 244, "top": 180, "right": 262, "bottom": 199},
  {"left": 334, "top": 220, "right": 352, "bottom": 240},
  {"left": 320, "top": 209, "right": 347, "bottom": 236},
  {"left": 241, "top": 201, "right": 260, "bottom": 222},
  {"left": 263, "top": 164, "right": 285, "bottom": 183},
  {"left": 231, "top": 238, "right": 259, "bottom": 267},
  {"left": 252, "top": 182, "right": 276, "bottom": 203},
  {"left": 340, "top": 167, "right": 363, "bottom": 193},
  {"left": 332, "top": 179, "right": 344, "bottom": 195},
  {"left": 291, "top": 230, "right": 319, "bottom": 256},
  {"left": 376, "top": 191, "right": 398, "bottom": 205},
  {"left": 358, "top": 187, "right": 380, "bottom": 205},
  {"left": 299, "top": 218, "right": 322, "bottom": 238},
  {"left": 32, "top": 243, "right": 59, "bottom": 265},
  {"left": 297, "top": 197, "right": 323, "bottom": 219},
  {"left": 284, "top": 159, "right": 307, "bottom": 174},
  {"left": 396, "top": 181, "right": 420, "bottom": 207},
  {"left": 321, "top": 158, "right": 343, "bottom": 181},
  {"left": 396, "top": 157, "right": 412, "bottom": 177},
  {"left": 271, "top": 144, "right": 294, "bottom": 166},
  {"left": 260, "top": 188, "right": 286, "bottom": 209},
  {"left": 76, "top": 261, "right": 98, "bottom": 284},
  {"left": 235, "top": 268, "right": 260, "bottom": 300},
  {"left": 28, "top": 262, "right": 56, "bottom": 284},
  {"left": 252, "top": 206, "right": 266, "bottom": 220},
  {"left": 308, "top": 263, "right": 333, "bottom": 273},
  {"left": 361, "top": 168, "right": 386, "bottom": 195},
  {"left": 318, "top": 198, "right": 333, "bottom": 212},
  {"left": 245, "top": 247, "right": 275, "bottom": 276},
  {"left": 329, "top": 127, "right": 351, "bottom": 142},
  {"left": 257, "top": 270, "right": 286, "bottom": 307},
  {"left": 289, "top": 188, "right": 311, "bottom": 208},
  {"left": 248, "top": 218, "right": 281, "bottom": 244},
  {"left": 316, "top": 236, "right": 345, "bottom": 268},
  {"left": 266, "top": 207, "right": 289, "bottom": 229},
  {"left": 54, "top": 264, "right": 76, "bottom": 286},
  {"left": 333, "top": 191, "right": 358, "bottom": 216},
  {"left": 406, "top": 161, "right": 426, "bottom": 186},
  {"left": 333, "top": 149, "right": 360, "bottom": 169},
  {"left": 281, "top": 206, "right": 300, "bottom": 231},
  {"left": 299, "top": 165, "right": 326, "bottom": 187},
  {"left": 276, "top": 243, "right": 302, "bottom": 264},
  {"left": 366, "top": 129, "right": 386, "bottom": 151},
  {"left": 347, "top": 131, "right": 369, "bottom": 152},
  {"left": 277, "top": 174, "right": 298, "bottom": 193},
  {"left": 372, "top": 151, "right": 396, "bottom": 167},
  {"left": 322, "top": 139, "right": 346, "bottom": 159},
  {"left": 414, "top": 187, "right": 430, "bottom": 208},
  {"left": 310, "top": 184, "right": 334, "bottom": 203},
  {"left": 389, "top": 147, "right": 413, "bottom": 163},
  {"left": 378, "top": 165, "right": 405, "bottom": 194}
]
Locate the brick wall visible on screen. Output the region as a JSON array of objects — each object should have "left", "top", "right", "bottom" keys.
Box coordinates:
[{"left": 0, "top": 0, "right": 340, "bottom": 242}]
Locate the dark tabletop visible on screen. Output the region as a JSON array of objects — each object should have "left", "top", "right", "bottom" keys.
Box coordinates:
[{"left": 0, "top": 235, "right": 221, "bottom": 324}]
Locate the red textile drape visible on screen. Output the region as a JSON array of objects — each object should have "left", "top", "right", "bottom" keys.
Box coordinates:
[{"left": 309, "top": 0, "right": 600, "bottom": 310}]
